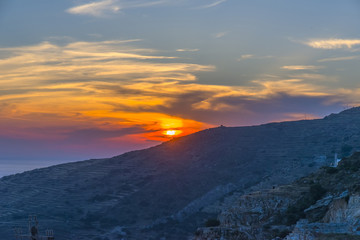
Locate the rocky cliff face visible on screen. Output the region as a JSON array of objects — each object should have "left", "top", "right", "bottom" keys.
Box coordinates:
[
  {"left": 195, "top": 187, "right": 298, "bottom": 239},
  {"left": 285, "top": 194, "right": 360, "bottom": 240},
  {"left": 2, "top": 108, "right": 360, "bottom": 239},
  {"left": 194, "top": 152, "right": 360, "bottom": 240}
]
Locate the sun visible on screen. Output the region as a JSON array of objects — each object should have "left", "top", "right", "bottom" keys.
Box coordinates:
[{"left": 165, "top": 130, "right": 176, "bottom": 136}]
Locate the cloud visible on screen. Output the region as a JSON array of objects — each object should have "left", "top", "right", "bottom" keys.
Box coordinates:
[
  {"left": 288, "top": 73, "right": 332, "bottom": 82},
  {"left": 0, "top": 40, "right": 216, "bottom": 145},
  {"left": 237, "top": 54, "right": 273, "bottom": 61},
  {"left": 304, "top": 38, "right": 360, "bottom": 49},
  {"left": 214, "top": 31, "right": 228, "bottom": 38},
  {"left": 66, "top": 0, "right": 169, "bottom": 17},
  {"left": 126, "top": 0, "right": 169, "bottom": 8},
  {"left": 176, "top": 48, "right": 199, "bottom": 52},
  {"left": 239, "top": 54, "right": 254, "bottom": 60},
  {"left": 281, "top": 112, "right": 319, "bottom": 121},
  {"left": 281, "top": 65, "right": 323, "bottom": 70},
  {"left": 1, "top": 39, "right": 357, "bottom": 158},
  {"left": 318, "top": 56, "right": 359, "bottom": 62},
  {"left": 67, "top": 0, "right": 120, "bottom": 17},
  {"left": 198, "top": 0, "right": 227, "bottom": 9},
  {"left": 65, "top": 127, "right": 146, "bottom": 143},
  {"left": 166, "top": 85, "right": 344, "bottom": 127},
  {"left": 0, "top": 40, "right": 213, "bottom": 86}
]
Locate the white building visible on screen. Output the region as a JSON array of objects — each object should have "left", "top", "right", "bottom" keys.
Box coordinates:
[{"left": 332, "top": 153, "right": 342, "bottom": 167}]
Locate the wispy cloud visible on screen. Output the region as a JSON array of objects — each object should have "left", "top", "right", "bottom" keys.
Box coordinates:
[
  {"left": 176, "top": 48, "right": 199, "bottom": 52},
  {"left": 67, "top": 0, "right": 120, "bottom": 17},
  {"left": 318, "top": 56, "right": 359, "bottom": 62},
  {"left": 214, "top": 31, "right": 228, "bottom": 38},
  {"left": 67, "top": 0, "right": 169, "bottom": 17},
  {"left": 288, "top": 73, "right": 331, "bottom": 82},
  {"left": 239, "top": 54, "right": 254, "bottom": 60},
  {"left": 0, "top": 40, "right": 215, "bottom": 143},
  {"left": 127, "top": 0, "right": 169, "bottom": 8},
  {"left": 281, "top": 65, "right": 323, "bottom": 70},
  {"left": 304, "top": 38, "right": 360, "bottom": 49},
  {"left": 0, "top": 40, "right": 205, "bottom": 85},
  {"left": 198, "top": 0, "right": 227, "bottom": 9},
  {"left": 1, "top": 39, "right": 356, "bottom": 151},
  {"left": 237, "top": 54, "right": 273, "bottom": 61}
]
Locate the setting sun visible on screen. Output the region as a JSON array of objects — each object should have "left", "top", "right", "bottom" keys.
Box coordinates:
[{"left": 165, "top": 130, "right": 177, "bottom": 136}]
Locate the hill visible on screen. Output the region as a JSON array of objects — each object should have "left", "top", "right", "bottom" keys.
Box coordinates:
[
  {"left": 194, "top": 152, "right": 360, "bottom": 240},
  {"left": 1, "top": 108, "right": 360, "bottom": 239}
]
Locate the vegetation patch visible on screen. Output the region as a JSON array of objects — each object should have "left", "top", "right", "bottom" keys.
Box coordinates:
[
  {"left": 205, "top": 218, "right": 220, "bottom": 227},
  {"left": 317, "top": 233, "right": 360, "bottom": 240},
  {"left": 323, "top": 166, "right": 338, "bottom": 174},
  {"left": 284, "top": 183, "right": 327, "bottom": 225}
]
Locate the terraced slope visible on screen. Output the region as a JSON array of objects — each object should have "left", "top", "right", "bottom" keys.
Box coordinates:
[
  {"left": 1, "top": 108, "right": 360, "bottom": 239},
  {"left": 194, "top": 152, "right": 360, "bottom": 240}
]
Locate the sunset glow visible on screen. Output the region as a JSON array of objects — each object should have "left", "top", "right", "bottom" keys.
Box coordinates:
[
  {"left": 164, "top": 130, "right": 181, "bottom": 136},
  {"left": 0, "top": 0, "right": 358, "bottom": 174},
  {"left": 166, "top": 130, "right": 176, "bottom": 136}
]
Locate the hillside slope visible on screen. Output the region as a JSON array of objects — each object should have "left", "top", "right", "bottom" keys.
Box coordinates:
[
  {"left": 1, "top": 108, "right": 360, "bottom": 239},
  {"left": 194, "top": 152, "right": 360, "bottom": 240}
]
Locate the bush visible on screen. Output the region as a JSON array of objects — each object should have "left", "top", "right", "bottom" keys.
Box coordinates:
[
  {"left": 279, "top": 230, "right": 291, "bottom": 238},
  {"left": 339, "top": 156, "right": 360, "bottom": 172},
  {"left": 310, "top": 184, "right": 327, "bottom": 200},
  {"left": 284, "top": 184, "right": 327, "bottom": 225},
  {"left": 205, "top": 218, "right": 220, "bottom": 227},
  {"left": 325, "top": 167, "right": 338, "bottom": 174}
]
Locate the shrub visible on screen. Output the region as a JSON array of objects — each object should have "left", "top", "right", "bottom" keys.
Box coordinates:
[
  {"left": 339, "top": 156, "right": 360, "bottom": 172},
  {"left": 284, "top": 184, "right": 327, "bottom": 225},
  {"left": 279, "top": 230, "right": 291, "bottom": 238},
  {"left": 205, "top": 218, "right": 220, "bottom": 227},
  {"left": 310, "top": 184, "right": 327, "bottom": 200},
  {"left": 325, "top": 167, "right": 338, "bottom": 174}
]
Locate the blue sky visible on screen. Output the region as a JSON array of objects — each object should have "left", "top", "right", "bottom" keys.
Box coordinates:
[{"left": 0, "top": 0, "right": 359, "bottom": 175}]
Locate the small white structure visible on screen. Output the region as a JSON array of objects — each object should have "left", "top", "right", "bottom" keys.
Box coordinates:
[{"left": 331, "top": 153, "right": 342, "bottom": 167}]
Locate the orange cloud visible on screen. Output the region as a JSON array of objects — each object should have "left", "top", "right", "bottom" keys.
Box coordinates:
[
  {"left": 305, "top": 38, "right": 360, "bottom": 49},
  {"left": 281, "top": 65, "right": 323, "bottom": 70},
  {"left": 0, "top": 39, "right": 352, "bottom": 148}
]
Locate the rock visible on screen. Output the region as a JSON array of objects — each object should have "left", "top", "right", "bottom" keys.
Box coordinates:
[{"left": 194, "top": 152, "right": 360, "bottom": 240}]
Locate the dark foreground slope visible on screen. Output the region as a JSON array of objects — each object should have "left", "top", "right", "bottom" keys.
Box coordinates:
[
  {"left": 1, "top": 108, "right": 360, "bottom": 239},
  {"left": 194, "top": 152, "right": 360, "bottom": 240}
]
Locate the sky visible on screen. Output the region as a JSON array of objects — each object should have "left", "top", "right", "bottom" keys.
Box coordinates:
[{"left": 0, "top": 0, "right": 360, "bottom": 175}]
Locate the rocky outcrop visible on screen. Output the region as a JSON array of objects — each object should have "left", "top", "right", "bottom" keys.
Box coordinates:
[
  {"left": 194, "top": 152, "right": 360, "bottom": 240},
  {"left": 323, "top": 194, "right": 360, "bottom": 226},
  {"left": 195, "top": 227, "right": 252, "bottom": 240},
  {"left": 194, "top": 186, "right": 300, "bottom": 240},
  {"left": 287, "top": 194, "right": 360, "bottom": 239},
  {"left": 219, "top": 188, "right": 295, "bottom": 228}
]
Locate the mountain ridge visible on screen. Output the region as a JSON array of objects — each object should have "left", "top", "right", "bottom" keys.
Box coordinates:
[{"left": 1, "top": 108, "right": 360, "bottom": 239}]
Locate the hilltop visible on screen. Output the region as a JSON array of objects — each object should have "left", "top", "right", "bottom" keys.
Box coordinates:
[{"left": 1, "top": 108, "right": 360, "bottom": 239}]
